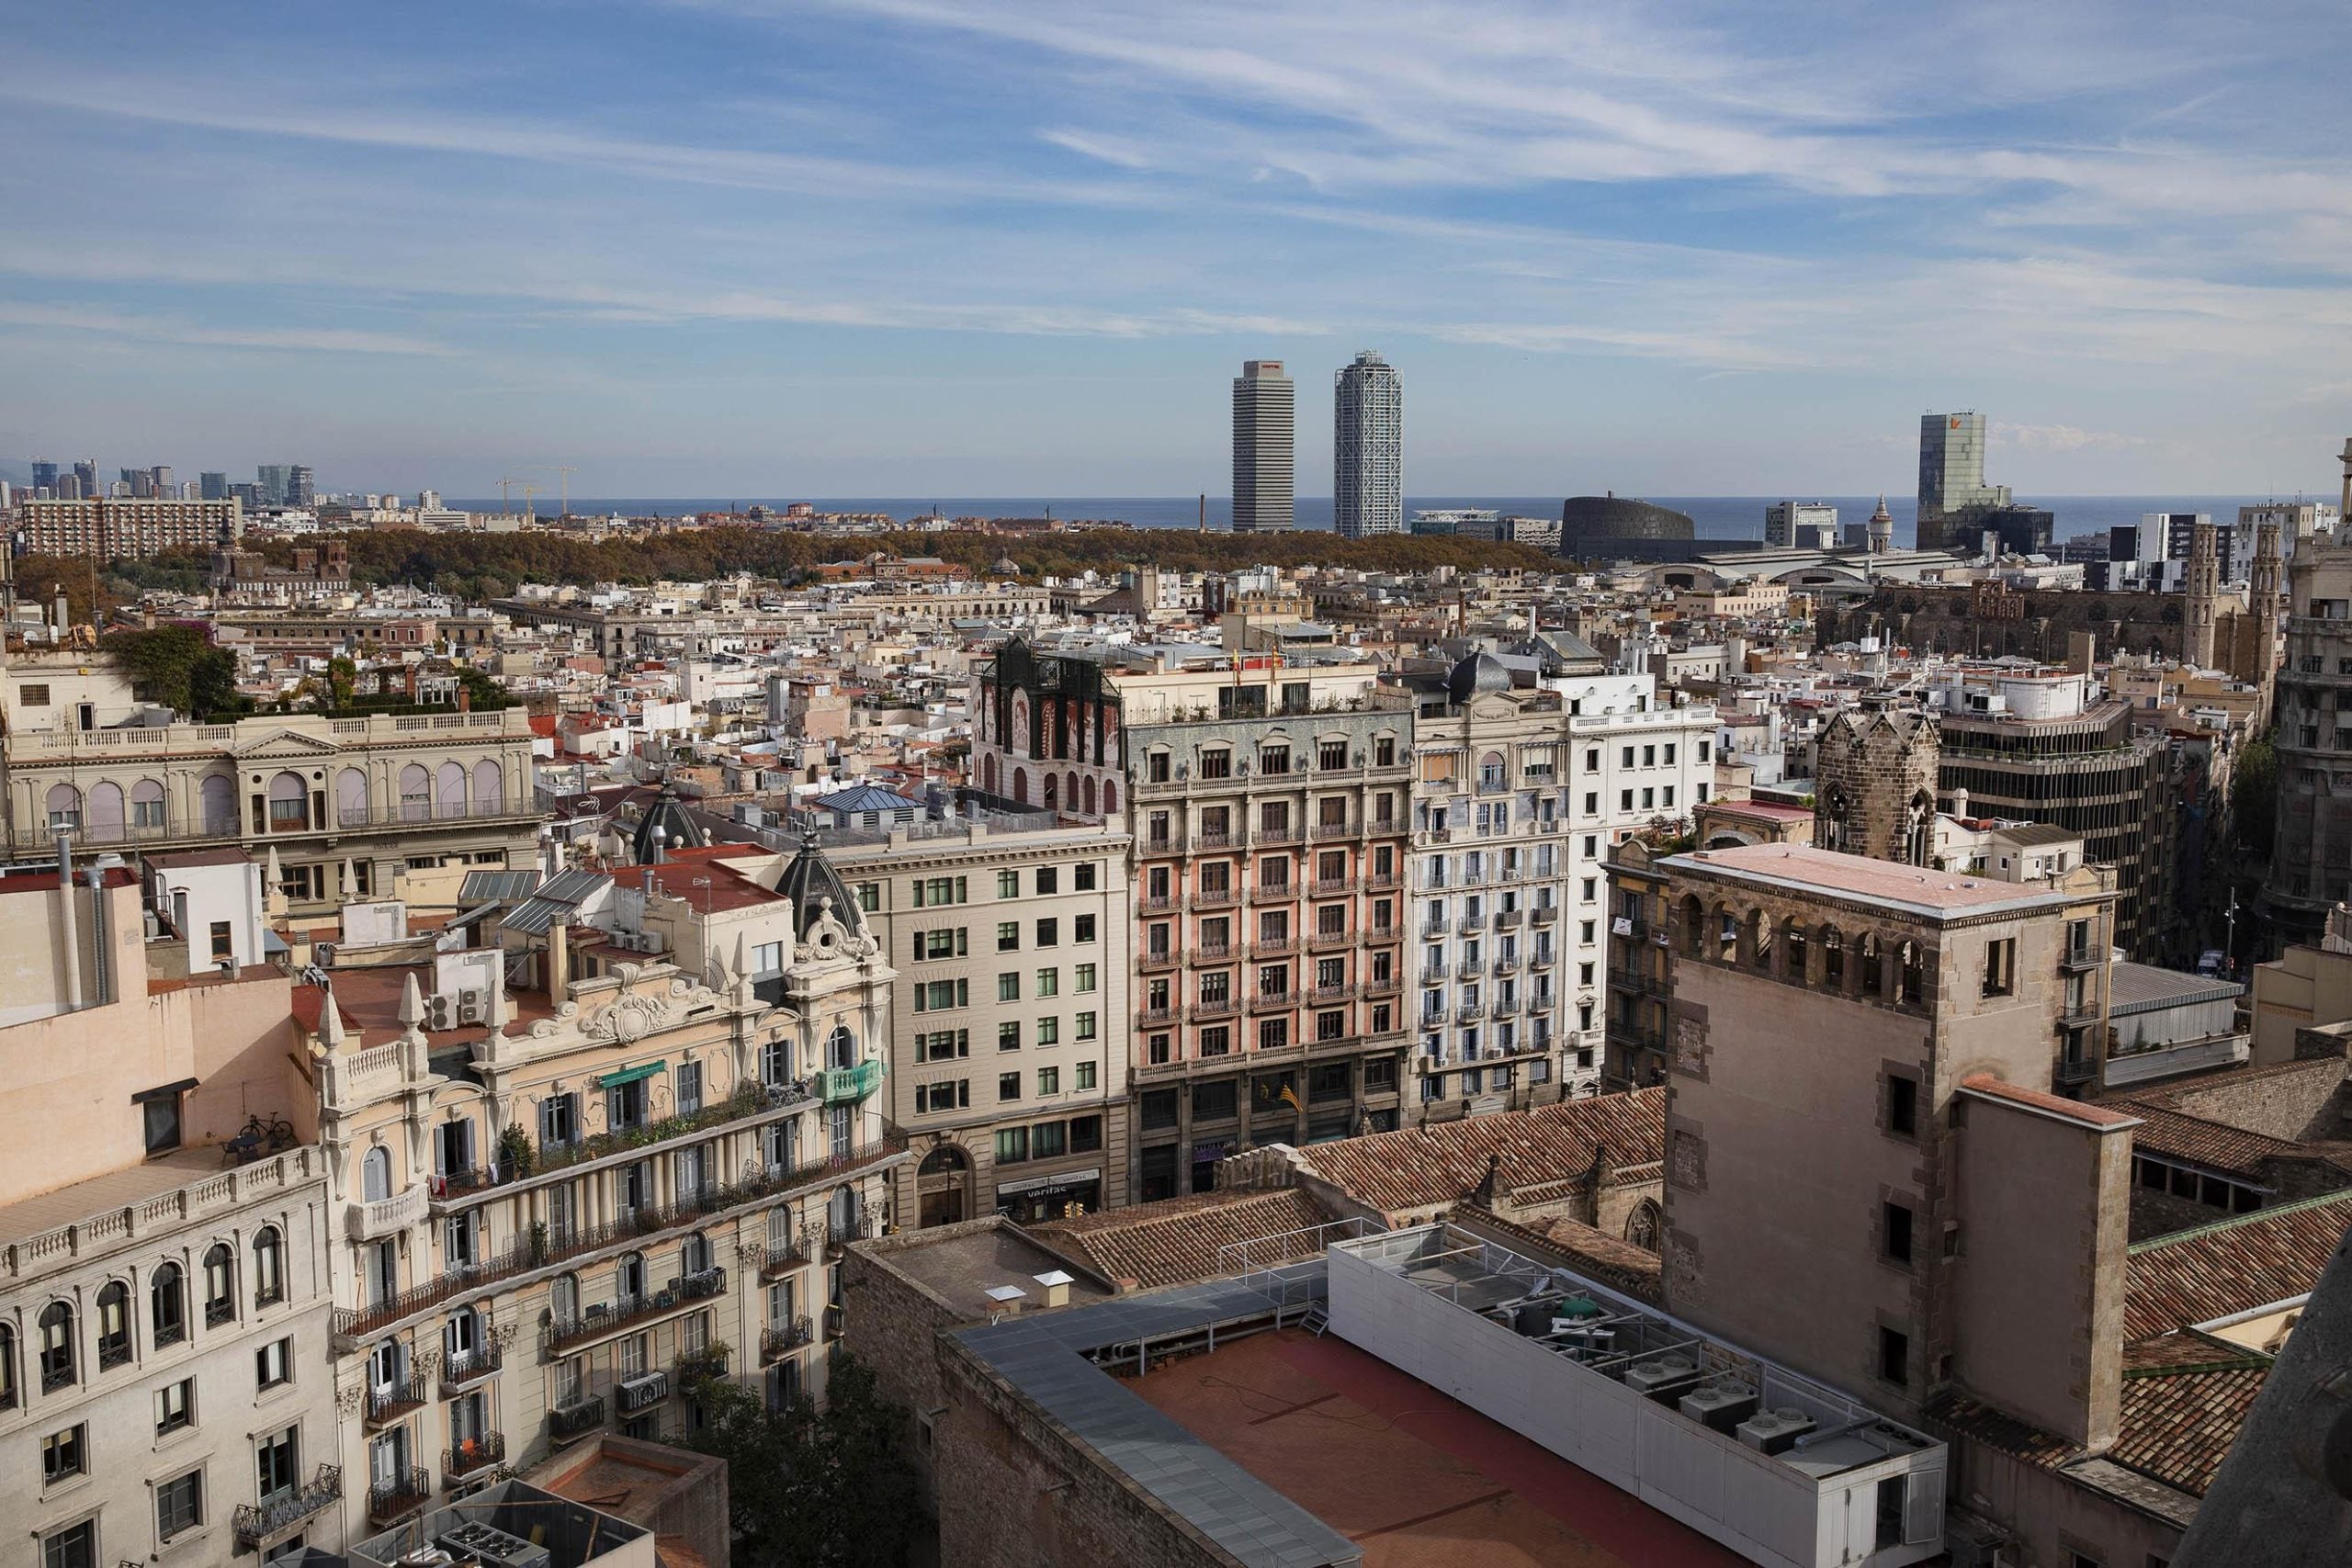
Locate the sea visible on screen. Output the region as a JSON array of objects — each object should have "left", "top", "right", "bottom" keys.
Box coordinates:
[{"left": 442, "top": 495, "right": 2299, "bottom": 552}]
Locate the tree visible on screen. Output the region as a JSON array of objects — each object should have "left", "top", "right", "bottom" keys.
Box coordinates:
[
  {"left": 102, "top": 625, "right": 213, "bottom": 713},
  {"left": 2232, "top": 729, "right": 2278, "bottom": 858},
  {"left": 683, "top": 1353, "right": 919, "bottom": 1568}
]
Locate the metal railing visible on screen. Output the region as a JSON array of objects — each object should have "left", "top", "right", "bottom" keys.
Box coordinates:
[
  {"left": 546, "top": 1267, "right": 727, "bottom": 1353},
  {"left": 232, "top": 1466, "right": 343, "bottom": 1548},
  {"left": 442, "top": 1346, "right": 501, "bottom": 1392},
  {"left": 548, "top": 1396, "right": 607, "bottom": 1444},
  {"left": 435, "top": 1082, "right": 816, "bottom": 1202},
  {"left": 762, "top": 1317, "right": 815, "bottom": 1360},
  {"left": 368, "top": 1466, "right": 432, "bottom": 1524},
  {"left": 444, "top": 1432, "right": 506, "bottom": 1480},
  {"left": 675, "top": 1344, "right": 732, "bottom": 1382},
  {"left": 366, "top": 1375, "right": 428, "bottom": 1427}
]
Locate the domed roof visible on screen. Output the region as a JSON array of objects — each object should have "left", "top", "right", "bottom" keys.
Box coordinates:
[
  {"left": 775, "top": 818, "right": 862, "bottom": 942},
  {"left": 1447, "top": 649, "right": 1513, "bottom": 704},
  {"left": 630, "top": 781, "right": 706, "bottom": 864}
]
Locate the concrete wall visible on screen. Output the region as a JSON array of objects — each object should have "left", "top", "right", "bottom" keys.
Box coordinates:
[
  {"left": 1944, "top": 1440, "right": 2182, "bottom": 1568},
  {"left": 1949, "top": 1093, "right": 2131, "bottom": 1447}
]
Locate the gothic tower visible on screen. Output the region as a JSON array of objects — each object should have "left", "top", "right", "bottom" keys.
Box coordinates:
[
  {"left": 1813, "top": 703, "right": 1940, "bottom": 864},
  {"left": 2249, "top": 520, "right": 2285, "bottom": 724},
  {"left": 2185, "top": 521, "right": 2221, "bottom": 670}
]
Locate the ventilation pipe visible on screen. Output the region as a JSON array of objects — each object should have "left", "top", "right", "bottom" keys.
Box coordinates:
[
  {"left": 84, "top": 864, "right": 113, "bottom": 1007},
  {"left": 53, "top": 831, "right": 83, "bottom": 1010}
]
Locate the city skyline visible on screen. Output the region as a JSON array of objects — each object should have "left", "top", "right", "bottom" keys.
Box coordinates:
[{"left": 0, "top": 2, "right": 2346, "bottom": 496}]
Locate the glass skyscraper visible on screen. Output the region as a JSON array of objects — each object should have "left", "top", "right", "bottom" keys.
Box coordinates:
[{"left": 1334, "top": 350, "right": 1402, "bottom": 538}]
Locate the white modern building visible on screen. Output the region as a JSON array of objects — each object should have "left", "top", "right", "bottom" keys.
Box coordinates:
[
  {"left": 1764, "top": 501, "right": 1838, "bottom": 550},
  {"left": 1333, "top": 350, "right": 1402, "bottom": 539}
]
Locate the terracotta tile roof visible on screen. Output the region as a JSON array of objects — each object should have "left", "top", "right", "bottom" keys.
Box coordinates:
[
  {"left": 2111, "top": 1361, "right": 2271, "bottom": 1495},
  {"left": 1296, "top": 1088, "right": 1667, "bottom": 1215},
  {"left": 1027, "top": 1187, "right": 1333, "bottom": 1290},
  {"left": 2125, "top": 1190, "right": 2352, "bottom": 1340},
  {"left": 1923, "top": 1390, "right": 2081, "bottom": 1474},
  {"left": 1959, "top": 1074, "right": 2142, "bottom": 1130},
  {"left": 2116, "top": 1100, "right": 2306, "bottom": 1176}
]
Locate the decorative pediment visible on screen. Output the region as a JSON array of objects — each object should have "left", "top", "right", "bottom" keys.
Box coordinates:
[{"left": 231, "top": 728, "right": 345, "bottom": 760}]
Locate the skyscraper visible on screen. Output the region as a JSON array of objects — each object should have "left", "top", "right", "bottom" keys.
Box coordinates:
[
  {"left": 288, "top": 465, "right": 315, "bottom": 507},
  {"left": 257, "top": 464, "right": 290, "bottom": 507},
  {"left": 1230, "top": 360, "right": 1294, "bottom": 533},
  {"left": 1332, "top": 350, "right": 1402, "bottom": 538},
  {"left": 29, "top": 459, "right": 58, "bottom": 495},
  {"left": 72, "top": 459, "right": 98, "bottom": 499},
  {"left": 1915, "top": 411, "right": 2010, "bottom": 550},
  {"left": 199, "top": 471, "right": 228, "bottom": 501}
]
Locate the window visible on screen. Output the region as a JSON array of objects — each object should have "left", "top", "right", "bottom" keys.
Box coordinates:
[
  {"left": 1883, "top": 1201, "right": 1915, "bottom": 1265},
  {"left": 1887, "top": 1076, "right": 1918, "bottom": 1137},
  {"left": 997, "top": 870, "right": 1018, "bottom": 898},
  {"left": 1036, "top": 1017, "right": 1059, "bottom": 1046},
  {"left": 999, "top": 1072, "right": 1021, "bottom": 1102},
  {"left": 997, "top": 921, "right": 1019, "bottom": 952},
  {"left": 1035, "top": 968, "right": 1059, "bottom": 998},
  {"left": 998, "top": 1021, "right": 1021, "bottom": 1052},
  {"left": 1075, "top": 862, "right": 1097, "bottom": 891},
  {"left": 917, "top": 928, "right": 966, "bottom": 960},
  {"left": 156, "top": 1377, "right": 195, "bottom": 1436},
  {"left": 1076, "top": 1060, "right": 1097, "bottom": 1090},
  {"left": 1037, "top": 1066, "right": 1060, "bottom": 1095},
  {"left": 1982, "top": 937, "right": 2016, "bottom": 998},
  {"left": 917, "top": 1028, "right": 968, "bottom": 1063},
  {"left": 20, "top": 682, "right": 49, "bottom": 706},
  {"left": 1036, "top": 866, "right": 1058, "bottom": 895},
  {"left": 40, "top": 1522, "right": 94, "bottom": 1568},
  {"left": 1033, "top": 1120, "right": 1067, "bottom": 1158},
  {"left": 856, "top": 881, "right": 880, "bottom": 912},
  {"left": 157, "top": 1469, "right": 203, "bottom": 1540},
  {"left": 42, "top": 1424, "right": 85, "bottom": 1484},
  {"left": 676, "top": 1059, "right": 704, "bottom": 1116},
  {"left": 142, "top": 1089, "right": 184, "bottom": 1155},
  {"left": 256, "top": 1337, "right": 292, "bottom": 1390},
  {"left": 39, "top": 1301, "right": 75, "bottom": 1388},
  {"left": 1035, "top": 918, "right": 1058, "bottom": 947},
  {"left": 1878, "top": 1325, "right": 1909, "bottom": 1387},
  {"left": 253, "top": 1225, "right": 286, "bottom": 1306},
  {"left": 995, "top": 1127, "right": 1029, "bottom": 1164},
  {"left": 1199, "top": 748, "right": 1231, "bottom": 779},
  {"left": 541, "top": 1091, "right": 579, "bottom": 1147},
  {"left": 1074, "top": 963, "right": 1097, "bottom": 992},
  {"left": 1075, "top": 1010, "right": 1097, "bottom": 1041},
  {"left": 1075, "top": 913, "right": 1097, "bottom": 942},
  {"left": 912, "top": 876, "right": 967, "bottom": 907},
  {"left": 914, "top": 978, "right": 967, "bottom": 1012},
  {"left": 917, "top": 1080, "right": 967, "bottom": 1113}
]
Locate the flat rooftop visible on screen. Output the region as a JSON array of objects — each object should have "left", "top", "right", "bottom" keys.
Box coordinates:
[
  {"left": 867, "top": 1218, "right": 1118, "bottom": 1318},
  {"left": 1135, "top": 1327, "right": 1743, "bottom": 1568},
  {"left": 1662, "top": 842, "right": 2075, "bottom": 919}
]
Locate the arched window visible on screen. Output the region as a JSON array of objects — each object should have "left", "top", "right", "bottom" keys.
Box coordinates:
[
  {"left": 981, "top": 754, "right": 999, "bottom": 794},
  {"left": 1822, "top": 928, "right": 1845, "bottom": 988},
  {"left": 203, "top": 1244, "right": 236, "bottom": 1325},
  {"left": 1782, "top": 919, "right": 1808, "bottom": 981},
  {"left": 1898, "top": 940, "right": 1925, "bottom": 1005},
  {"left": 362, "top": 1145, "right": 392, "bottom": 1203},
  {"left": 473, "top": 758, "right": 504, "bottom": 812},
  {"left": 337, "top": 766, "right": 369, "bottom": 828},
  {"left": 829, "top": 1183, "right": 863, "bottom": 1239},
  {"left": 1860, "top": 933, "right": 1884, "bottom": 997},
  {"left": 0, "top": 1324, "right": 16, "bottom": 1410},
  {"left": 1479, "top": 750, "right": 1506, "bottom": 791},
  {"left": 130, "top": 777, "right": 166, "bottom": 830},
  {"left": 1679, "top": 894, "right": 1704, "bottom": 956},
  {"left": 86, "top": 780, "right": 124, "bottom": 840},
  {"left": 919, "top": 1142, "right": 970, "bottom": 1176},
  {"left": 1749, "top": 908, "right": 1773, "bottom": 968},
  {"left": 436, "top": 761, "right": 468, "bottom": 817},
  {"left": 1043, "top": 773, "right": 1058, "bottom": 810},
  {"left": 616, "top": 1252, "right": 647, "bottom": 1303},
  {"left": 1624, "top": 1199, "right": 1662, "bottom": 1250},
  {"left": 1102, "top": 778, "right": 1118, "bottom": 814},
  {"left": 253, "top": 1225, "right": 286, "bottom": 1307},
  {"left": 199, "top": 773, "right": 236, "bottom": 834},
  {"left": 96, "top": 1280, "right": 130, "bottom": 1368},
  {"left": 44, "top": 783, "right": 81, "bottom": 831},
  {"left": 37, "top": 1301, "right": 74, "bottom": 1391},
  {"left": 368, "top": 1336, "right": 405, "bottom": 1393},
  {"left": 266, "top": 770, "right": 307, "bottom": 830},
  {"left": 1082, "top": 776, "right": 1097, "bottom": 815},
  {"left": 824, "top": 1023, "right": 856, "bottom": 1072},
  {"left": 152, "top": 1263, "right": 187, "bottom": 1347},
  {"left": 1713, "top": 903, "right": 1738, "bottom": 964},
  {"left": 550, "top": 1273, "right": 581, "bottom": 1325},
  {"left": 444, "top": 1303, "right": 481, "bottom": 1362},
  {"left": 399, "top": 763, "right": 431, "bottom": 820},
  {"left": 1012, "top": 767, "right": 1029, "bottom": 807},
  {"left": 681, "top": 1232, "right": 711, "bottom": 1275}
]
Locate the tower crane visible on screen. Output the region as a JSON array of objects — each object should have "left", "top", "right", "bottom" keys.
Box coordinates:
[{"left": 526, "top": 465, "right": 578, "bottom": 517}]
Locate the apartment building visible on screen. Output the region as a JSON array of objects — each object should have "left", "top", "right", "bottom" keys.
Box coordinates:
[
  {"left": 1419, "top": 647, "right": 1715, "bottom": 1107},
  {"left": 2267, "top": 522, "right": 2352, "bottom": 943},
  {"left": 821, "top": 807, "right": 1135, "bottom": 1227},
  {"left": 0, "top": 649, "right": 540, "bottom": 909},
  {"left": 310, "top": 833, "right": 907, "bottom": 1535},
  {"left": 17, "top": 495, "right": 242, "bottom": 558},
  {"left": 0, "top": 865, "right": 343, "bottom": 1566}
]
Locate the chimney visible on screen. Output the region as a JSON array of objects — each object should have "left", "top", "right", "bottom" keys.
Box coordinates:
[
  {"left": 458, "top": 685, "right": 471, "bottom": 714},
  {"left": 984, "top": 1284, "right": 1027, "bottom": 1320},
  {"left": 54, "top": 831, "right": 83, "bottom": 1010},
  {"left": 1951, "top": 787, "right": 1969, "bottom": 822},
  {"left": 548, "top": 922, "right": 570, "bottom": 1007},
  {"left": 1034, "top": 1270, "right": 1074, "bottom": 1310}
]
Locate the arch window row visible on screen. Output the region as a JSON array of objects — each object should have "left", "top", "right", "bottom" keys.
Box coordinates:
[
  {"left": 40, "top": 758, "right": 509, "bottom": 839},
  {"left": 1675, "top": 893, "right": 1926, "bottom": 1007},
  {"left": 4, "top": 1227, "right": 285, "bottom": 1401}
]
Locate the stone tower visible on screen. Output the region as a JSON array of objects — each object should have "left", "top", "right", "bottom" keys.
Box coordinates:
[
  {"left": 2185, "top": 520, "right": 2221, "bottom": 670},
  {"left": 2247, "top": 520, "right": 2285, "bottom": 725},
  {"left": 1813, "top": 702, "right": 1940, "bottom": 864},
  {"left": 1867, "top": 494, "right": 1894, "bottom": 555}
]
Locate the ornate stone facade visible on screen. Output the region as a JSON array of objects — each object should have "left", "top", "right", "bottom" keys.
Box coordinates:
[{"left": 1813, "top": 705, "right": 1940, "bottom": 865}]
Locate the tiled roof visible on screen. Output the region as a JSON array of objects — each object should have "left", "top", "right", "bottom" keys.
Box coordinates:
[
  {"left": 2117, "top": 1101, "right": 2306, "bottom": 1176},
  {"left": 2125, "top": 1191, "right": 2352, "bottom": 1340},
  {"left": 1922, "top": 1390, "right": 2080, "bottom": 1474},
  {"left": 1959, "top": 1074, "right": 2142, "bottom": 1130},
  {"left": 1297, "top": 1088, "right": 1667, "bottom": 1214},
  {"left": 2112, "top": 1361, "right": 2271, "bottom": 1495},
  {"left": 1027, "top": 1188, "right": 1332, "bottom": 1291}
]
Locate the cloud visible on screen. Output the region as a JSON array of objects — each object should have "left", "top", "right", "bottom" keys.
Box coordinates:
[
  {"left": 1990, "top": 421, "right": 2148, "bottom": 453},
  {"left": 0, "top": 303, "right": 457, "bottom": 356}
]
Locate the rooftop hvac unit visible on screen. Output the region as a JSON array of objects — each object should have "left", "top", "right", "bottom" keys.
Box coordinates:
[
  {"left": 1678, "top": 1378, "right": 1760, "bottom": 1434},
  {"left": 616, "top": 1370, "right": 670, "bottom": 1413},
  {"left": 1622, "top": 1354, "right": 1699, "bottom": 1397},
  {"left": 1736, "top": 1406, "right": 1817, "bottom": 1456},
  {"left": 436, "top": 1520, "right": 553, "bottom": 1568},
  {"left": 424, "top": 993, "right": 458, "bottom": 1032},
  {"left": 456, "top": 990, "right": 487, "bottom": 1026}
]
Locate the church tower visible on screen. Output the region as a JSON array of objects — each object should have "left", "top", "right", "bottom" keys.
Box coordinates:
[
  {"left": 2185, "top": 521, "right": 2221, "bottom": 671},
  {"left": 2248, "top": 520, "right": 2285, "bottom": 722},
  {"left": 1813, "top": 702, "right": 1940, "bottom": 864},
  {"left": 1867, "top": 494, "right": 1894, "bottom": 555}
]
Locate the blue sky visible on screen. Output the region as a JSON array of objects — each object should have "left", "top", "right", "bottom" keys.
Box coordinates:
[{"left": 2, "top": 0, "right": 2347, "bottom": 498}]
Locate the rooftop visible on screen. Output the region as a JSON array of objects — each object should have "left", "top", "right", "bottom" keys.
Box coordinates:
[
  {"left": 1030, "top": 1187, "right": 1336, "bottom": 1292},
  {"left": 1663, "top": 842, "right": 2078, "bottom": 919},
  {"left": 2125, "top": 1190, "right": 2352, "bottom": 1341},
  {"left": 2109, "top": 960, "right": 2245, "bottom": 1014},
  {"left": 1292, "top": 1088, "right": 1667, "bottom": 1216},
  {"left": 866, "top": 1216, "right": 1119, "bottom": 1319}
]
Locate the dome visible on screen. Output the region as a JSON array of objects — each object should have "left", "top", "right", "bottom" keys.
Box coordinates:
[
  {"left": 630, "top": 781, "right": 706, "bottom": 864},
  {"left": 775, "top": 819, "right": 863, "bottom": 942},
  {"left": 1447, "top": 649, "right": 1513, "bottom": 704}
]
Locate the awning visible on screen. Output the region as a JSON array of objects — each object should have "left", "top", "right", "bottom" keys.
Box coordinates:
[
  {"left": 995, "top": 1166, "right": 1103, "bottom": 1198},
  {"left": 596, "top": 1062, "right": 665, "bottom": 1089}
]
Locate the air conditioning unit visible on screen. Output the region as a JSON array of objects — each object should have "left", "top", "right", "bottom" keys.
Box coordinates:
[
  {"left": 1622, "top": 1353, "right": 1699, "bottom": 1397},
  {"left": 1678, "top": 1378, "right": 1759, "bottom": 1434},
  {"left": 437, "top": 1521, "right": 552, "bottom": 1568},
  {"left": 1736, "top": 1406, "right": 1816, "bottom": 1455},
  {"left": 424, "top": 993, "right": 458, "bottom": 1031},
  {"left": 456, "top": 990, "right": 487, "bottom": 1026}
]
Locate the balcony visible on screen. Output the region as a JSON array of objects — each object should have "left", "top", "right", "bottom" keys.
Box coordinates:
[
  {"left": 97, "top": 1335, "right": 131, "bottom": 1371},
  {"left": 1455, "top": 961, "right": 1484, "bottom": 982},
  {"left": 1138, "top": 894, "right": 1178, "bottom": 914},
  {"left": 824, "top": 1303, "right": 845, "bottom": 1340},
  {"left": 1310, "top": 877, "right": 1355, "bottom": 897},
  {"left": 334, "top": 1125, "right": 908, "bottom": 1344},
  {"left": 444, "top": 1431, "right": 507, "bottom": 1481},
  {"left": 1189, "top": 943, "right": 1237, "bottom": 965},
  {"left": 1307, "top": 985, "right": 1355, "bottom": 1008},
  {"left": 367, "top": 1375, "right": 429, "bottom": 1428},
  {"left": 442, "top": 1346, "right": 501, "bottom": 1393},
  {"left": 1138, "top": 946, "right": 1179, "bottom": 972},
  {"left": 1250, "top": 939, "right": 1299, "bottom": 958},
  {"left": 1136, "top": 1005, "right": 1177, "bottom": 1029},
  {"left": 1456, "top": 1005, "right": 1485, "bottom": 1025},
  {"left": 1492, "top": 956, "right": 1521, "bottom": 976},
  {"left": 548, "top": 1396, "right": 607, "bottom": 1445},
  {"left": 752, "top": 1239, "right": 810, "bottom": 1280},
  {"left": 1307, "top": 929, "right": 1352, "bottom": 953},
  {"left": 617, "top": 1371, "right": 672, "bottom": 1414},
  {"left": 1255, "top": 824, "right": 1304, "bottom": 845},
  {"left": 1529, "top": 949, "right": 1555, "bottom": 970},
  {"left": 1532, "top": 906, "right": 1558, "bottom": 926},
  {"left": 675, "top": 1343, "right": 732, "bottom": 1383},
  {"left": 368, "top": 1466, "right": 433, "bottom": 1526},
  {"left": 1364, "top": 973, "right": 1402, "bottom": 997},
  {"left": 1194, "top": 829, "right": 1244, "bottom": 851},
  {"left": 1252, "top": 879, "right": 1301, "bottom": 901},
  {"left": 1249, "top": 989, "right": 1301, "bottom": 1013},
  {"left": 1421, "top": 914, "right": 1451, "bottom": 937},
  {"left": 205, "top": 1296, "right": 236, "bottom": 1328},
  {"left": 820, "top": 1060, "right": 885, "bottom": 1104},
  {"left": 346, "top": 1183, "right": 430, "bottom": 1241},
  {"left": 762, "top": 1316, "right": 816, "bottom": 1362},
  {"left": 1312, "top": 822, "right": 1357, "bottom": 841},
  {"left": 434, "top": 1081, "right": 818, "bottom": 1211},
  {"left": 826, "top": 1208, "right": 879, "bottom": 1256},
  {"left": 547, "top": 1269, "right": 727, "bottom": 1354},
  {"left": 1188, "top": 998, "right": 1239, "bottom": 1022},
  {"left": 1493, "top": 910, "right": 1524, "bottom": 930},
  {"left": 1365, "top": 873, "right": 1401, "bottom": 893},
  {"left": 2063, "top": 943, "right": 2102, "bottom": 971},
  {"left": 1140, "top": 835, "right": 1185, "bottom": 856},
  {"left": 2055, "top": 1055, "right": 2100, "bottom": 1087},
  {"left": 1189, "top": 886, "right": 1240, "bottom": 910},
  {"left": 232, "top": 1466, "right": 343, "bottom": 1549}
]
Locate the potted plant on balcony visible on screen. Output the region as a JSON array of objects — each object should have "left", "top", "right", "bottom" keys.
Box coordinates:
[{"left": 499, "top": 1122, "right": 535, "bottom": 1179}]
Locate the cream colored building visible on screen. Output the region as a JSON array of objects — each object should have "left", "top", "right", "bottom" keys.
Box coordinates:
[
  {"left": 0, "top": 650, "right": 540, "bottom": 911},
  {"left": 0, "top": 870, "right": 344, "bottom": 1566},
  {"left": 310, "top": 834, "right": 906, "bottom": 1536}
]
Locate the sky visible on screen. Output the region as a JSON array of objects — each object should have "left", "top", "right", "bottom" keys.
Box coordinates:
[{"left": 1, "top": 0, "right": 2348, "bottom": 499}]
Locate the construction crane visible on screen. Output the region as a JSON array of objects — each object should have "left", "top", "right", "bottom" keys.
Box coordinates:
[
  {"left": 496, "top": 477, "right": 542, "bottom": 523},
  {"left": 526, "top": 465, "right": 579, "bottom": 517}
]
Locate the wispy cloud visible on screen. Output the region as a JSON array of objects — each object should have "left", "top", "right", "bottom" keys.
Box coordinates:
[
  {"left": 0, "top": 303, "right": 458, "bottom": 356},
  {"left": 1991, "top": 421, "right": 2147, "bottom": 453}
]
